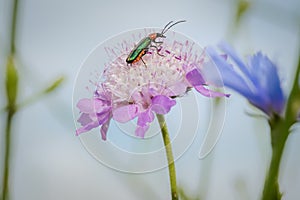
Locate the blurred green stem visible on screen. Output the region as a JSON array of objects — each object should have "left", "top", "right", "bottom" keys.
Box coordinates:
[
  {"left": 2, "top": 109, "right": 15, "bottom": 200},
  {"left": 156, "top": 114, "right": 178, "bottom": 200},
  {"left": 2, "top": 0, "right": 19, "bottom": 199},
  {"left": 10, "top": 0, "right": 19, "bottom": 55},
  {"left": 262, "top": 55, "right": 300, "bottom": 200}
]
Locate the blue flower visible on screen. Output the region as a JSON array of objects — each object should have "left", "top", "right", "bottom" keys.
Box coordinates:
[{"left": 206, "top": 42, "right": 285, "bottom": 116}]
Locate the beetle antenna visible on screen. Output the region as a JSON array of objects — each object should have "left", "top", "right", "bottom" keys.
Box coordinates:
[
  {"left": 161, "top": 20, "right": 186, "bottom": 35},
  {"left": 160, "top": 21, "right": 173, "bottom": 34}
]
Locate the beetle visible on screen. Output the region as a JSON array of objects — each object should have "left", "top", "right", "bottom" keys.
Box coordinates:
[{"left": 126, "top": 20, "right": 186, "bottom": 66}]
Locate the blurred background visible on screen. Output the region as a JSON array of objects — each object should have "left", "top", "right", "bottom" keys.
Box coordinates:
[{"left": 0, "top": 0, "right": 299, "bottom": 199}]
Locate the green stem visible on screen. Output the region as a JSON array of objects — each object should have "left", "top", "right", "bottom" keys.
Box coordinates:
[
  {"left": 262, "top": 54, "right": 300, "bottom": 200},
  {"left": 2, "top": 110, "right": 15, "bottom": 200},
  {"left": 261, "top": 120, "right": 288, "bottom": 200},
  {"left": 2, "top": 0, "right": 19, "bottom": 199},
  {"left": 10, "top": 0, "right": 19, "bottom": 55},
  {"left": 156, "top": 114, "right": 178, "bottom": 200}
]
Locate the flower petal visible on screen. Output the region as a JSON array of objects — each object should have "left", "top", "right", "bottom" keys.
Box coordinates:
[
  {"left": 76, "top": 98, "right": 94, "bottom": 113},
  {"left": 218, "top": 41, "right": 252, "bottom": 78},
  {"left": 151, "top": 95, "right": 176, "bottom": 114},
  {"left": 135, "top": 125, "right": 150, "bottom": 138},
  {"left": 97, "top": 111, "right": 111, "bottom": 125},
  {"left": 194, "top": 85, "right": 230, "bottom": 98},
  {"left": 77, "top": 113, "right": 93, "bottom": 126},
  {"left": 135, "top": 109, "right": 155, "bottom": 138},
  {"left": 248, "top": 52, "right": 285, "bottom": 114},
  {"left": 113, "top": 104, "right": 139, "bottom": 123},
  {"left": 76, "top": 120, "right": 99, "bottom": 136},
  {"left": 186, "top": 68, "right": 206, "bottom": 86},
  {"left": 100, "top": 117, "right": 111, "bottom": 141},
  {"left": 208, "top": 43, "right": 286, "bottom": 116},
  {"left": 206, "top": 46, "right": 254, "bottom": 98},
  {"left": 164, "top": 81, "right": 189, "bottom": 97},
  {"left": 137, "top": 108, "right": 155, "bottom": 127},
  {"left": 77, "top": 98, "right": 110, "bottom": 114}
]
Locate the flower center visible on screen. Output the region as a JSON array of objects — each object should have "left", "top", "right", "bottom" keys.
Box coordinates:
[{"left": 101, "top": 37, "right": 205, "bottom": 104}]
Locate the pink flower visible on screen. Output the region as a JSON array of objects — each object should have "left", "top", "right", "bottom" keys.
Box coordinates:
[
  {"left": 76, "top": 31, "right": 229, "bottom": 139},
  {"left": 76, "top": 87, "right": 112, "bottom": 140},
  {"left": 112, "top": 87, "right": 176, "bottom": 138}
]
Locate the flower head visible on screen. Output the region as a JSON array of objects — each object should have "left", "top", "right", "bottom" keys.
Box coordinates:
[
  {"left": 76, "top": 31, "right": 229, "bottom": 139},
  {"left": 207, "top": 42, "right": 285, "bottom": 116},
  {"left": 76, "top": 86, "right": 112, "bottom": 140}
]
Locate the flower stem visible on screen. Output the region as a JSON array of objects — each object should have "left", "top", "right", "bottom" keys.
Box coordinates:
[
  {"left": 2, "top": 0, "right": 19, "bottom": 199},
  {"left": 10, "top": 0, "right": 19, "bottom": 56},
  {"left": 2, "top": 110, "right": 15, "bottom": 200},
  {"left": 262, "top": 118, "right": 288, "bottom": 200},
  {"left": 156, "top": 114, "right": 178, "bottom": 200},
  {"left": 262, "top": 54, "right": 300, "bottom": 200}
]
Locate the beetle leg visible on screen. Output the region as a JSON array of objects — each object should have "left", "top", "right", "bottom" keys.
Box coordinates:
[
  {"left": 141, "top": 57, "right": 147, "bottom": 67},
  {"left": 150, "top": 45, "right": 165, "bottom": 57},
  {"left": 153, "top": 39, "right": 163, "bottom": 44}
]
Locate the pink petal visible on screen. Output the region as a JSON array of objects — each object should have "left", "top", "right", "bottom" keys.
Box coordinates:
[
  {"left": 137, "top": 108, "right": 155, "bottom": 127},
  {"left": 76, "top": 120, "right": 99, "bottom": 136},
  {"left": 100, "top": 117, "right": 111, "bottom": 141},
  {"left": 76, "top": 98, "right": 93, "bottom": 113},
  {"left": 135, "top": 125, "right": 150, "bottom": 138},
  {"left": 113, "top": 104, "right": 139, "bottom": 123},
  {"left": 77, "top": 98, "right": 110, "bottom": 114},
  {"left": 194, "top": 85, "right": 230, "bottom": 98},
  {"left": 164, "top": 81, "right": 189, "bottom": 97},
  {"left": 186, "top": 68, "right": 206, "bottom": 86},
  {"left": 141, "top": 87, "right": 152, "bottom": 103},
  {"left": 77, "top": 113, "right": 93, "bottom": 126},
  {"left": 97, "top": 111, "right": 111, "bottom": 124},
  {"left": 151, "top": 95, "right": 176, "bottom": 115},
  {"left": 135, "top": 109, "right": 154, "bottom": 138}
]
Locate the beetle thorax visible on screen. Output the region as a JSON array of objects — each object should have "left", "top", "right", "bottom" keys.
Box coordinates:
[{"left": 148, "top": 33, "right": 157, "bottom": 40}]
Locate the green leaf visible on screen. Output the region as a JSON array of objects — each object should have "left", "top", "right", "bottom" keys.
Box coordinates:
[
  {"left": 44, "top": 76, "right": 65, "bottom": 94},
  {"left": 5, "top": 56, "right": 18, "bottom": 107},
  {"left": 16, "top": 76, "right": 65, "bottom": 110}
]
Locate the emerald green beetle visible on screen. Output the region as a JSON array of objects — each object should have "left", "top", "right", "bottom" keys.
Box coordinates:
[{"left": 126, "top": 20, "right": 186, "bottom": 66}]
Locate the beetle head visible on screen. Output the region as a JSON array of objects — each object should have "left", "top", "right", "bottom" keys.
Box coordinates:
[{"left": 156, "top": 33, "right": 166, "bottom": 38}]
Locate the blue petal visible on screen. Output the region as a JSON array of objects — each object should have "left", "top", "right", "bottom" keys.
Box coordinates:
[
  {"left": 207, "top": 44, "right": 286, "bottom": 116},
  {"left": 206, "top": 47, "right": 254, "bottom": 99},
  {"left": 248, "top": 53, "right": 285, "bottom": 114},
  {"left": 218, "top": 42, "right": 252, "bottom": 79}
]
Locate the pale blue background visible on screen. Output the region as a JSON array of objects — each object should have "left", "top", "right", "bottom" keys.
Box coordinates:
[{"left": 0, "top": 0, "right": 299, "bottom": 199}]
